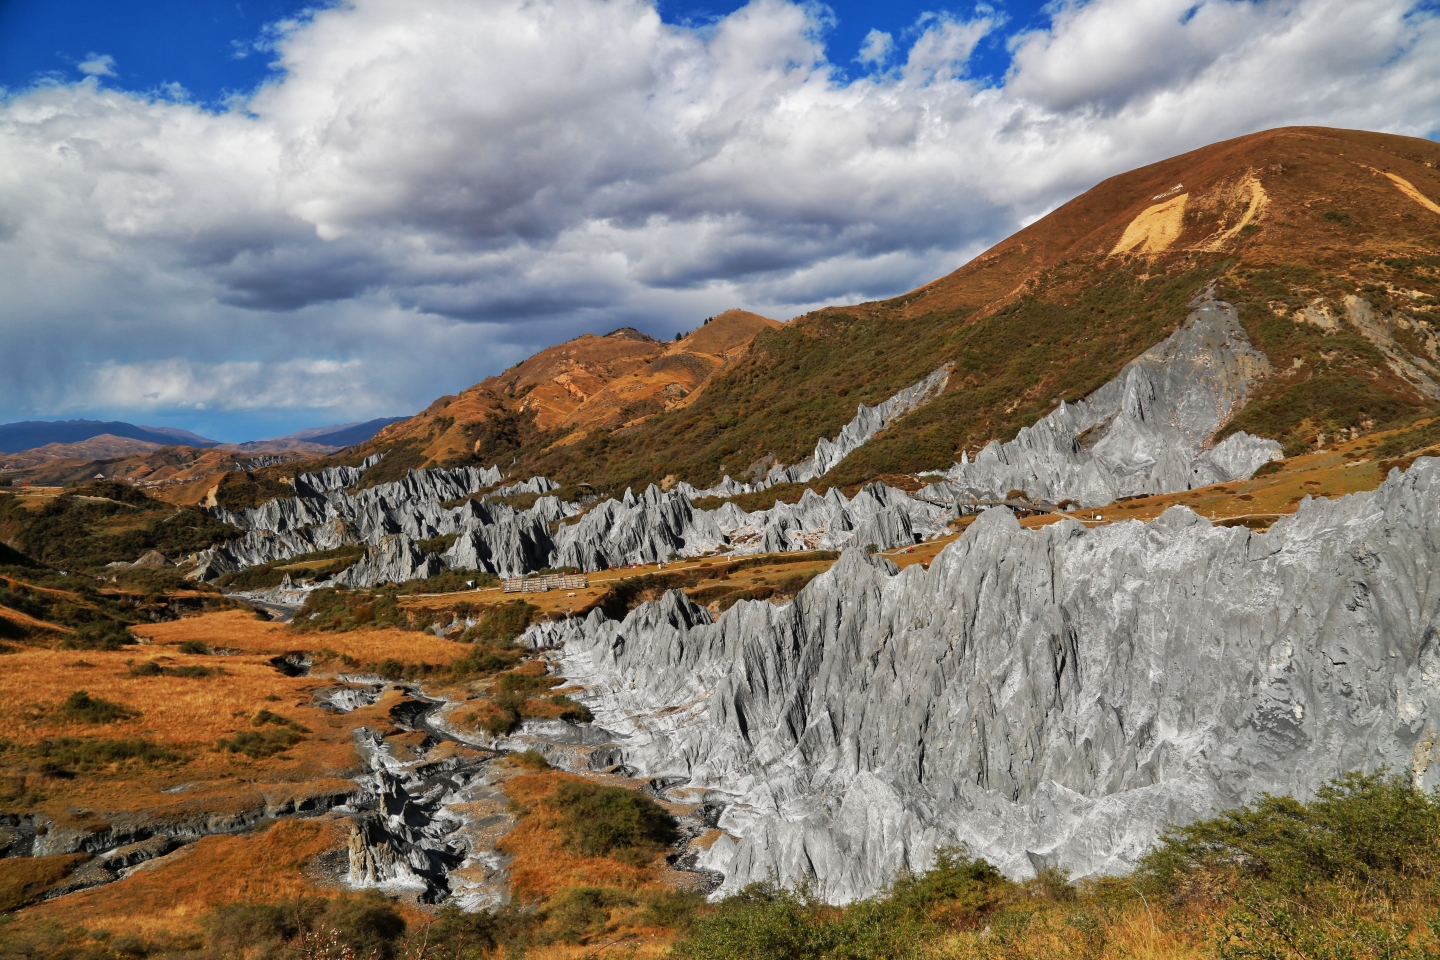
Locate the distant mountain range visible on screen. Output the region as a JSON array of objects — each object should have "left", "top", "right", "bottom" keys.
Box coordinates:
[
  {"left": 0, "top": 417, "right": 407, "bottom": 456},
  {"left": 0, "top": 420, "right": 216, "bottom": 454}
]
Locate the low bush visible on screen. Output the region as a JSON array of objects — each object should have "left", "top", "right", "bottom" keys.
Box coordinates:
[
  {"left": 2, "top": 736, "right": 185, "bottom": 773},
  {"left": 1140, "top": 771, "right": 1440, "bottom": 900},
  {"left": 206, "top": 892, "right": 405, "bottom": 959},
  {"left": 291, "top": 587, "right": 413, "bottom": 633},
  {"left": 128, "top": 661, "right": 215, "bottom": 679},
  {"left": 62, "top": 620, "right": 135, "bottom": 651},
  {"left": 60, "top": 690, "right": 138, "bottom": 724},
  {"left": 459, "top": 599, "right": 538, "bottom": 644},
  {"left": 215, "top": 728, "right": 306, "bottom": 759},
  {"left": 252, "top": 709, "right": 308, "bottom": 732},
  {"left": 546, "top": 780, "right": 676, "bottom": 865}
]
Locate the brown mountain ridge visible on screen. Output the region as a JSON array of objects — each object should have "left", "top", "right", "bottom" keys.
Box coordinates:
[{"left": 329, "top": 126, "right": 1437, "bottom": 497}]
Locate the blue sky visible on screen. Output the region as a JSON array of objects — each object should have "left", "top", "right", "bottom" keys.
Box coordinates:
[
  {"left": 1, "top": 0, "right": 1437, "bottom": 442},
  {"left": 0, "top": 1, "right": 1051, "bottom": 103}
]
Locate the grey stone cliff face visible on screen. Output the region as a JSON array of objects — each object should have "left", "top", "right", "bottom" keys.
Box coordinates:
[
  {"left": 525, "top": 460, "right": 1440, "bottom": 903},
  {"left": 684, "top": 365, "right": 952, "bottom": 499},
  {"left": 920, "top": 298, "right": 1280, "bottom": 508},
  {"left": 195, "top": 461, "right": 949, "bottom": 588}
]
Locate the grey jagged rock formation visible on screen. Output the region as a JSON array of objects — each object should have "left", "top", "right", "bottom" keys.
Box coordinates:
[
  {"left": 685, "top": 365, "right": 952, "bottom": 499},
  {"left": 439, "top": 481, "right": 948, "bottom": 582},
  {"left": 192, "top": 299, "right": 1289, "bottom": 591},
  {"left": 484, "top": 475, "right": 559, "bottom": 499},
  {"left": 919, "top": 298, "right": 1280, "bottom": 508},
  {"left": 189, "top": 462, "right": 512, "bottom": 580},
  {"left": 199, "top": 451, "right": 948, "bottom": 588},
  {"left": 525, "top": 459, "right": 1440, "bottom": 903},
  {"left": 762, "top": 365, "right": 952, "bottom": 486},
  {"left": 295, "top": 453, "right": 390, "bottom": 495}
]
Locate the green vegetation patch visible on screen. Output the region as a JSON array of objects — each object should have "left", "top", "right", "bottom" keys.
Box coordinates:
[
  {"left": 672, "top": 850, "right": 1008, "bottom": 960},
  {"left": 215, "top": 728, "right": 306, "bottom": 759},
  {"left": 210, "top": 471, "right": 297, "bottom": 512},
  {"left": 127, "top": 661, "right": 217, "bottom": 679},
  {"left": 459, "top": 599, "right": 540, "bottom": 644},
  {"left": 1216, "top": 270, "right": 1438, "bottom": 455},
  {"left": 61, "top": 620, "right": 136, "bottom": 651},
  {"left": 1141, "top": 771, "right": 1440, "bottom": 900},
  {"left": 0, "top": 736, "right": 185, "bottom": 774},
  {"left": 59, "top": 690, "right": 138, "bottom": 724},
  {"left": 545, "top": 780, "right": 677, "bottom": 865},
  {"left": 215, "top": 546, "right": 365, "bottom": 591},
  {"left": 291, "top": 587, "right": 412, "bottom": 633},
  {"left": 1, "top": 481, "right": 239, "bottom": 570}
]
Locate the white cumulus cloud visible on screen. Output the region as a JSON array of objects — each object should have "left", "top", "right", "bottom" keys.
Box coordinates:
[
  {"left": 77, "top": 53, "right": 117, "bottom": 77},
  {"left": 0, "top": 0, "right": 1436, "bottom": 437}
]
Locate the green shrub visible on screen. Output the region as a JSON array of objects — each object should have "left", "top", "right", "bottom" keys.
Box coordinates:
[
  {"left": 63, "top": 620, "right": 135, "bottom": 651},
  {"left": 252, "top": 709, "right": 308, "bottom": 732},
  {"left": 672, "top": 850, "right": 1012, "bottom": 960},
  {"left": 60, "top": 690, "right": 138, "bottom": 724},
  {"left": 215, "top": 728, "right": 306, "bottom": 759},
  {"left": 549, "top": 694, "right": 593, "bottom": 723},
  {"left": 498, "top": 669, "right": 557, "bottom": 695},
  {"left": 291, "top": 587, "right": 413, "bottom": 633},
  {"left": 546, "top": 780, "right": 676, "bottom": 865},
  {"left": 9, "top": 483, "right": 239, "bottom": 570},
  {"left": 177, "top": 640, "right": 209, "bottom": 655},
  {"left": 128, "top": 662, "right": 215, "bottom": 679},
  {"left": 540, "top": 886, "right": 637, "bottom": 945},
  {"left": 206, "top": 892, "right": 405, "bottom": 959},
  {"left": 460, "top": 600, "right": 539, "bottom": 644},
  {"left": 1140, "top": 771, "right": 1440, "bottom": 900},
  {"left": 6, "top": 737, "right": 185, "bottom": 773},
  {"left": 512, "top": 749, "right": 551, "bottom": 770}
]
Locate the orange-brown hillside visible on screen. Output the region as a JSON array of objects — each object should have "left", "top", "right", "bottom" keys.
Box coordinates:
[
  {"left": 371, "top": 309, "right": 779, "bottom": 465},
  {"left": 468, "top": 125, "right": 1439, "bottom": 492},
  {"left": 901, "top": 125, "right": 1440, "bottom": 318}
]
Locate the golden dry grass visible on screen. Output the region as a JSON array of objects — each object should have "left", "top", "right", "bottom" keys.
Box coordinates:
[
  {"left": 0, "top": 616, "right": 443, "bottom": 838},
  {"left": 19, "top": 817, "right": 355, "bottom": 937},
  {"left": 499, "top": 773, "right": 671, "bottom": 903},
  {"left": 0, "top": 854, "right": 87, "bottom": 912},
  {"left": 131, "top": 608, "right": 465, "bottom": 663}
]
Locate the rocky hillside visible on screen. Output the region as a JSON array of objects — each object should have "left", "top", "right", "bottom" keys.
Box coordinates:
[
  {"left": 3, "top": 127, "right": 1440, "bottom": 952},
  {"left": 350, "top": 126, "right": 1439, "bottom": 497},
  {"left": 363, "top": 310, "right": 780, "bottom": 477}
]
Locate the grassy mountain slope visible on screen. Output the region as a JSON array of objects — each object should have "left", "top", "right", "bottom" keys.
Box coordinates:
[
  {"left": 338, "top": 309, "right": 780, "bottom": 485},
  {"left": 354, "top": 126, "right": 1439, "bottom": 497}
]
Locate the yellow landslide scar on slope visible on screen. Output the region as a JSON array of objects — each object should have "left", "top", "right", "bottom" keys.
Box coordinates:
[
  {"left": 1202, "top": 176, "right": 1268, "bottom": 250},
  {"left": 1110, "top": 193, "right": 1188, "bottom": 256},
  {"left": 1382, "top": 171, "right": 1440, "bottom": 216}
]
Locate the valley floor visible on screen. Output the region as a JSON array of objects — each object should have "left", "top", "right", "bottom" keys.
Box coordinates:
[{"left": 1, "top": 417, "right": 1437, "bottom": 958}]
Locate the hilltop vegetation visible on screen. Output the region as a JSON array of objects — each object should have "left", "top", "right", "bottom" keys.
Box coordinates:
[
  {"left": 330, "top": 127, "right": 1440, "bottom": 497},
  {"left": 0, "top": 481, "right": 238, "bottom": 570}
]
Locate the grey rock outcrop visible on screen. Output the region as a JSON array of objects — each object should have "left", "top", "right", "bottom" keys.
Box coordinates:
[
  {"left": 201, "top": 451, "right": 949, "bottom": 588},
  {"left": 438, "top": 482, "right": 949, "bottom": 583},
  {"left": 919, "top": 298, "right": 1280, "bottom": 508},
  {"left": 190, "top": 463, "right": 514, "bottom": 580},
  {"left": 485, "top": 476, "right": 559, "bottom": 499},
  {"left": 525, "top": 459, "right": 1440, "bottom": 903},
  {"left": 686, "top": 365, "right": 951, "bottom": 498},
  {"left": 295, "top": 453, "right": 390, "bottom": 495}
]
